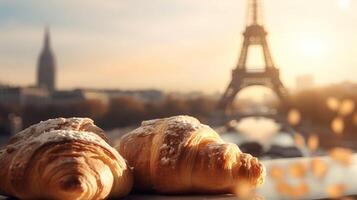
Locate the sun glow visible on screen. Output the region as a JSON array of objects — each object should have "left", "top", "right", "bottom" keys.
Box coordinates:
[
  {"left": 338, "top": 0, "right": 351, "bottom": 10},
  {"left": 299, "top": 37, "right": 325, "bottom": 57}
]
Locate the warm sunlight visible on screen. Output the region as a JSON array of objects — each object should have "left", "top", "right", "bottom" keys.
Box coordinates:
[
  {"left": 338, "top": 0, "right": 351, "bottom": 10},
  {"left": 2, "top": 0, "right": 357, "bottom": 200},
  {"left": 299, "top": 36, "right": 325, "bottom": 57}
]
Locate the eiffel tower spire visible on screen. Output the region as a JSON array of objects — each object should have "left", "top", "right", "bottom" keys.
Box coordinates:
[
  {"left": 44, "top": 26, "right": 51, "bottom": 50},
  {"left": 247, "top": 0, "right": 263, "bottom": 26},
  {"left": 237, "top": 0, "right": 273, "bottom": 70}
]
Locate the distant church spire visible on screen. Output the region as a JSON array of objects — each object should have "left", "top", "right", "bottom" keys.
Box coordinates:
[
  {"left": 44, "top": 26, "right": 50, "bottom": 50},
  {"left": 37, "top": 26, "right": 56, "bottom": 92}
]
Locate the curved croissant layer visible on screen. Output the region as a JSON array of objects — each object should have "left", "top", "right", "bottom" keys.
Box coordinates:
[
  {"left": 118, "top": 115, "right": 265, "bottom": 194},
  {"left": 0, "top": 118, "right": 133, "bottom": 200}
]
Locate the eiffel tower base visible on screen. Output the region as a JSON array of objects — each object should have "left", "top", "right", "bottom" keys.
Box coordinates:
[{"left": 218, "top": 68, "right": 290, "bottom": 115}]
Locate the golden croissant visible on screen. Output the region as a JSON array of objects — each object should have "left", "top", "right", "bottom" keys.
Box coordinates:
[
  {"left": 118, "top": 115, "right": 265, "bottom": 194},
  {"left": 0, "top": 118, "right": 133, "bottom": 200}
]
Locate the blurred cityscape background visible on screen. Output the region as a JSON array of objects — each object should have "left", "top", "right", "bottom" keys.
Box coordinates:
[
  {"left": 2, "top": 0, "right": 357, "bottom": 199},
  {"left": 0, "top": 0, "right": 357, "bottom": 151}
]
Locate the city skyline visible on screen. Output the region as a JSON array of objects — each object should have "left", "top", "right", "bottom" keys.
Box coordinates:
[{"left": 0, "top": 0, "right": 356, "bottom": 93}]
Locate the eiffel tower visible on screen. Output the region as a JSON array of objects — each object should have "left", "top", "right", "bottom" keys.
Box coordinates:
[{"left": 219, "top": 0, "right": 289, "bottom": 113}]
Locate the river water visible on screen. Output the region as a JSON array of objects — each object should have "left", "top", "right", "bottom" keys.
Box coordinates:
[
  {"left": 220, "top": 117, "right": 287, "bottom": 144},
  {"left": 219, "top": 117, "right": 304, "bottom": 159}
]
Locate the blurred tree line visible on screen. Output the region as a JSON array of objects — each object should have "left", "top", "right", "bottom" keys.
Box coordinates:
[
  {"left": 0, "top": 95, "right": 217, "bottom": 135},
  {"left": 288, "top": 85, "right": 357, "bottom": 135},
  {"left": 1, "top": 85, "right": 357, "bottom": 136}
]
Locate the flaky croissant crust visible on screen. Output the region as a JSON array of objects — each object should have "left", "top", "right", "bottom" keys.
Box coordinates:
[
  {"left": 0, "top": 118, "right": 132, "bottom": 200},
  {"left": 119, "top": 115, "right": 265, "bottom": 194}
]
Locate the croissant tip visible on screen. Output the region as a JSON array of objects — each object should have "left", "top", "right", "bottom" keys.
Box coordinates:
[
  {"left": 60, "top": 175, "right": 85, "bottom": 192},
  {"left": 257, "top": 163, "right": 266, "bottom": 185}
]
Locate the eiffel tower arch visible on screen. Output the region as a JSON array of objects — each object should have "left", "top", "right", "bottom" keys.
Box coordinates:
[{"left": 218, "top": 0, "right": 290, "bottom": 113}]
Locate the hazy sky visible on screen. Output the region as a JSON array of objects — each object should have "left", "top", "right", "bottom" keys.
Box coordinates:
[{"left": 0, "top": 0, "right": 356, "bottom": 93}]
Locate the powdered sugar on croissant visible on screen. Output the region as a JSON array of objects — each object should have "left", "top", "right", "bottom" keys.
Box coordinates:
[
  {"left": 0, "top": 118, "right": 133, "bottom": 200},
  {"left": 118, "top": 115, "right": 265, "bottom": 194}
]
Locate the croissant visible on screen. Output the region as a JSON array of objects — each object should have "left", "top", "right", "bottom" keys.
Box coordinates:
[
  {"left": 0, "top": 118, "right": 133, "bottom": 200},
  {"left": 118, "top": 115, "right": 265, "bottom": 194}
]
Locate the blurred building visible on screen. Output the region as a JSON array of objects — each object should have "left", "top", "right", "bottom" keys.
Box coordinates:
[
  {"left": 0, "top": 86, "right": 49, "bottom": 105},
  {"left": 51, "top": 89, "right": 165, "bottom": 105},
  {"left": 104, "top": 89, "right": 164, "bottom": 102},
  {"left": 51, "top": 89, "right": 164, "bottom": 105},
  {"left": 328, "top": 81, "right": 357, "bottom": 95},
  {"left": 37, "top": 27, "right": 56, "bottom": 92},
  {"left": 0, "top": 82, "right": 5, "bottom": 88},
  {"left": 167, "top": 91, "right": 206, "bottom": 100},
  {"left": 51, "top": 89, "right": 109, "bottom": 105},
  {"left": 0, "top": 86, "right": 163, "bottom": 105},
  {"left": 8, "top": 114, "right": 23, "bottom": 135},
  {"left": 296, "top": 74, "right": 315, "bottom": 91}
]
